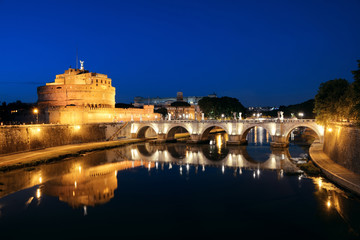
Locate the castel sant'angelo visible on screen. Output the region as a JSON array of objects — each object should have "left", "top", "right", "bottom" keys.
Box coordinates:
[{"left": 37, "top": 61, "right": 160, "bottom": 124}]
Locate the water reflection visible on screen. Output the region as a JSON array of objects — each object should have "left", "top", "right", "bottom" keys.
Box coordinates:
[
  {"left": 0, "top": 143, "right": 298, "bottom": 207},
  {"left": 0, "top": 136, "right": 359, "bottom": 238},
  {"left": 313, "top": 177, "right": 360, "bottom": 237}
]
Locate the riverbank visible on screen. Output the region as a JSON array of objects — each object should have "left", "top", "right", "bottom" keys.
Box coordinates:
[
  {"left": 310, "top": 140, "right": 360, "bottom": 196},
  {"left": 0, "top": 138, "right": 145, "bottom": 172}
]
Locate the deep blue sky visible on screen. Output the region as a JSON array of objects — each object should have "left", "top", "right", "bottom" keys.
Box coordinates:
[{"left": 0, "top": 0, "right": 359, "bottom": 107}]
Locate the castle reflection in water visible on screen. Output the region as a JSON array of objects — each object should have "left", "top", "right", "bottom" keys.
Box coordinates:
[
  {"left": 0, "top": 140, "right": 298, "bottom": 208},
  {"left": 0, "top": 131, "right": 357, "bottom": 233}
]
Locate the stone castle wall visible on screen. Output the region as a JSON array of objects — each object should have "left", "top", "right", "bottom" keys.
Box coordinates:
[
  {"left": 0, "top": 124, "right": 114, "bottom": 155},
  {"left": 46, "top": 105, "right": 161, "bottom": 124},
  {"left": 323, "top": 123, "right": 360, "bottom": 174}
]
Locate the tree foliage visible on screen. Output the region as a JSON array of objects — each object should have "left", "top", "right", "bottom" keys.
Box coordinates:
[
  {"left": 198, "top": 97, "right": 246, "bottom": 119},
  {"left": 279, "top": 99, "right": 315, "bottom": 119},
  {"left": 349, "top": 60, "right": 360, "bottom": 120},
  {"left": 314, "top": 60, "right": 360, "bottom": 125},
  {"left": 154, "top": 107, "right": 168, "bottom": 118},
  {"left": 314, "top": 79, "right": 350, "bottom": 124}
]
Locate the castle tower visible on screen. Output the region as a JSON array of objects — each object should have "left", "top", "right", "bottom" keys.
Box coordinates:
[{"left": 37, "top": 65, "right": 115, "bottom": 109}]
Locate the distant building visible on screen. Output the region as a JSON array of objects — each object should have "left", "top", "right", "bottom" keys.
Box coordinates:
[
  {"left": 37, "top": 64, "right": 160, "bottom": 124},
  {"left": 134, "top": 92, "right": 217, "bottom": 108}
]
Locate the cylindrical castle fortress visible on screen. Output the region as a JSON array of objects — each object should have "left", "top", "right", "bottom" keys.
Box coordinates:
[{"left": 37, "top": 67, "right": 115, "bottom": 108}]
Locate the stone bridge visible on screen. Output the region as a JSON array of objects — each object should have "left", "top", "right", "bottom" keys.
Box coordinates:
[{"left": 129, "top": 119, "right": 324, "bottom": 148}]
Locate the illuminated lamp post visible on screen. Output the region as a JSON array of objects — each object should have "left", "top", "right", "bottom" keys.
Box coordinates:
[
  {"left": 33, "top": 108, "right": 39, "bottom": 124},
  {"left": 298, "top": 112, "right": 304, "bottom": 119}
]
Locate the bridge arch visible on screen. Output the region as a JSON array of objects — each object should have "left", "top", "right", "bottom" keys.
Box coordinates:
[
  {"left": 136, "top": 125, "right": 158, "bottom": 138},
  {"left": 240, "top": 125, "right": 273, "bottom": 143},
  {"left": 283, "top": 123, "right": 323, "bottom": 144},
  {"left": 166, "top": 124, "right": 192, "bottom": 140},
  {"left": 200, "top": 124, "right": 229, "bottom": 140}
]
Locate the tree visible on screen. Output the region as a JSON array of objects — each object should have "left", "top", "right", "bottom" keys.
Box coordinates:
[
  {"left": 278, "top": 99, "right": 315, "bottom": 119},
  {"left": 198, "top": 96, "right": 246, "bottom": 119},
  {"left": 314, "top": 78, "right": 350, "bottom": 125},
  {"left": 349, "top": 60, "right": 360, "bottom": 120},
  {"left": 154, "top": 107, "right": 168, "bottom": 118}
]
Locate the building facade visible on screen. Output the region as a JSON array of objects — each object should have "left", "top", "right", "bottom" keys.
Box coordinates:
[
  {"left": 38, "top": 68, "right": 115, "bottom": 108},
  {"left": 133, "top": 92, "right": 217, "bottom": 107},
  {"left": 37, "top": 65, "right": 160, "bottom": 124}
]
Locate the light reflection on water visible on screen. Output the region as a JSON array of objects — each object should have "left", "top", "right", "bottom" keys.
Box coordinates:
[{"left": 0, "top": 130, "right": 359, "bottom": 239}]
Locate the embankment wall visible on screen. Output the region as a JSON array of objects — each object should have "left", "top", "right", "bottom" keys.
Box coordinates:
[
  {"left": 323, "top": 123, "right": 360, "bottom": 174},
  {"left": 0, "top": 123, "right": 128, "bottom": 155}
]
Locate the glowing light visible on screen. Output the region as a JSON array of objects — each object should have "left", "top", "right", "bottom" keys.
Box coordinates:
[
  {"left": 33, "top": 108, "right": 38, "bottom": 114},
  {"left": 318, "top": 178, "right": 323, "bottom": 189},
  {"left": 84, "top": 206, "right": 88, "bottom": 216},
  {"left": 180, "top": 165, "right": 183, "bottom": 175},
  {"left": 327, "top": 199, "right": 331, "bottom": 208},
  {"left": 37, "top": 128, "right": 41, "bottom": 132},
  {"left": 78, "top": 166, "right": 82, "bottom": 173},
  {"left": 253, "top": 171, "right": 256, "bottom": 178},
  {"left": 216, "top": 134, "right": 222, "bottom": 149},
  {"left": 148, "top": 162, "right": 151, "bottom": 171},
  {"left": 75, "top": 125, "right": 81, "bottom": 130},
  {"left": 115, "top": 170, "right": 118, "bottom": 177},
  {"left": 74, "top": 181, "right": 77, "bottom": 188},
  {"left": 169, "top": 163, "right": 172, "bottom": 169},
  {"left": 257, "top": 169, "right": 260, "bottom": 176},
  {"left": 327, "top": 128, "right": 333, "bottom": 133},
  {"left": 222, "top": 165, "right": 225, "bottom": 174},
  {"left": 156, "top": 162, "right": 159, "bottom": 170},
  {"left": 36, "top": 188, "right": 41, "bottom": 199},
  {"left": 202, "top": 165, "right": 205, "bottom": 172},
  {"left": 186, "top": 164, "right": 190, "bottom": 172},
  {"left": 73, "top": 191, "right": 75, "bottom": 196},
  {"left": 39, "top": 177, "right": 42, "bottom": 184},
  {"left": 239, "top": 168, "right": 242, "bottom": 174}
]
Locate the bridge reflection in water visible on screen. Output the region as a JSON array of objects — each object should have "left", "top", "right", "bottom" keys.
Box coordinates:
[
  {"left": 0, "top": 140, "right": 298, "bottom": 208},
  {"left": 0, "top": 135, "right": 359, "bottom": 234}
]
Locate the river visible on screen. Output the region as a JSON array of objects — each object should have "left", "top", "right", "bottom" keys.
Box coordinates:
[{"left": 0, "top": 127, "right": 359, "bottom": 239}]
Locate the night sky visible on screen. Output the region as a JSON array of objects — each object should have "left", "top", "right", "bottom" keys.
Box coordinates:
[{"left": 0, "top": 0, "right": 359, "bottom": 107}]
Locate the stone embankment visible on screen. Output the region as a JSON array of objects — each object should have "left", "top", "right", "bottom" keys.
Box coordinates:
[
  {"left": 0, "top": 123, "right": 131, "bottom": 155},
  {"left": 0, "top": 138, "right": 145, "bottom": 172},
  {"left": 310, "top": 122, "right": 360, "bottom": 196}
]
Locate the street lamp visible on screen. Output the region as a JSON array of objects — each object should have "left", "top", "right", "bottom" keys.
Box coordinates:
[
  {"left": 33, "top": 108, "right": 39, "bottom": 124},
  {"left": 298, "top": 112, "right": 304, "bottom": 119}
]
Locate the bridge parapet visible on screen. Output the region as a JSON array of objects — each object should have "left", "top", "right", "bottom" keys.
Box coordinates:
[{"left": 128, "top": 119, "right": 323, "bottom": 147}]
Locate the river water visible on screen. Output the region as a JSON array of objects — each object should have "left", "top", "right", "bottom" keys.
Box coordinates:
[{"left": 0, "top": 127, "right": 360, "bottom": 239}]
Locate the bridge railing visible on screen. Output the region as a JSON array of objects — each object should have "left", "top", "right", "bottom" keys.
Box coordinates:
[{"left": 129, "top": 119, "right": 316, "bottom": 124}]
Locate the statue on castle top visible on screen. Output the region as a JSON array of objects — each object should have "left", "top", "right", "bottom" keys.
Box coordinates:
[{"left": 80, "top": 60, "right": 84, "bottom": 70}]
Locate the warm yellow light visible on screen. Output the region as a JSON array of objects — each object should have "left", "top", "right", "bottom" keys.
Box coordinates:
[
  {"left": 318, "top": 178, "right": 323, "bottom": 189},
  {"left": 74, "top": 181, "right": 77, "bottom": 188},
  {"left": 39, "top": 177, "right": 42, "bottom": 184},
  {"left": 33, "top": 108, "right": 38, "bottom": 114},
  {"left": 75, "top": 125, "right": 81, "bottom": 130},
  {"left": 327, "top": 200, "right": 331, "bottom": 208},
  {"left": 37, "top": 128, "right": 41, "bottom": 132},
  {"left": 36, "top": 188, "right": 41, "bottom": 199},
  {"left": 78, "top": 166, "right": 82, "bottom": 173},
  {"left": 327, "top": 128, "right": 333, "bottom": 132}
]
